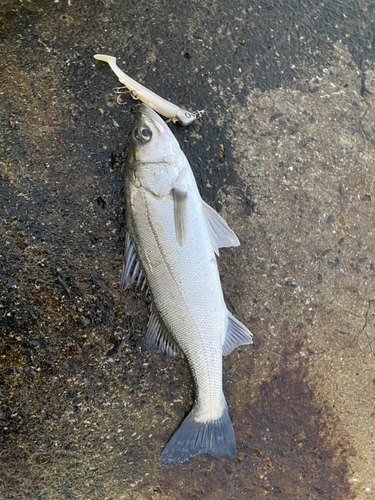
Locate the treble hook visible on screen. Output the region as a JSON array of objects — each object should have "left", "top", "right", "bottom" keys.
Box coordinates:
[{"left": 113, "top": 87, "right": 139, "bottom": 105}]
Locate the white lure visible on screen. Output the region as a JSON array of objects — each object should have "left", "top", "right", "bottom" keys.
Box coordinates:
[
  {"left": 122, "top": 103, "right": 253, "bottom": 464},
  {"left": 94, "top": 54, "right": 200, "bottom": 126}
]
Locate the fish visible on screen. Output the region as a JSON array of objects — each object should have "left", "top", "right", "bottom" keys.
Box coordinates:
[
  {"left": 122, "top": 103, "right": 253, "bottom": 464},
  {"left": 94, "top": 54, "right": 201, "bottom": 126}
]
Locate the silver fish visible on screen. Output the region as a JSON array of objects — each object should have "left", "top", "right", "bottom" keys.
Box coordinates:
[{"left": 122, "top": 104, "right": 253, "bottom": 464}]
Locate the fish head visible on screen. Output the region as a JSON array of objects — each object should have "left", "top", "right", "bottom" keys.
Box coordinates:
[{"left": 128, "top": 104, "right": 184, "bottom": 197}]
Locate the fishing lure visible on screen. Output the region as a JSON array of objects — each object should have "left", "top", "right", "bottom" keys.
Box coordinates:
[{"left": 94, "top": 54, "right": 202, "bottom": 126}]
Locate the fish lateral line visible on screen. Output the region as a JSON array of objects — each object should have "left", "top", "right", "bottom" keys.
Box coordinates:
[{"left": 94, "top": 54, "right": 203, "bottom": 126}]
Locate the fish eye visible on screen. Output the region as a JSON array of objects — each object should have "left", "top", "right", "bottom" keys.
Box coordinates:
[{"left": 134, "top": 126, "right": 152, "bottom": 143}]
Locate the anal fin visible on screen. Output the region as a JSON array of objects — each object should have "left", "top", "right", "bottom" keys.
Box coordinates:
[
  {"left": 146, "top": 310, "right": 184, "bottom": 358},
  {"left": 222, "top": 312, "right": 253, "bottom": 356}
]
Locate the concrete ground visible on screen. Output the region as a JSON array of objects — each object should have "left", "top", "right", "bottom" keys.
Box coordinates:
[{"left": 0, "top": 0, "right": 374, "bottom": 498}]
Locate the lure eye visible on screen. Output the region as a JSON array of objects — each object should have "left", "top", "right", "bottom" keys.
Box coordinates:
[
  {"left": 135, "top": 126, "right": 152, "bottom": 143},
  {"left": 185, "top": 112, "right": 191, "bottom": 119}
]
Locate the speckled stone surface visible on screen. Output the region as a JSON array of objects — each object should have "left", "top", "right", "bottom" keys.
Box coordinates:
[{"left": 1, "top": 0, "right": 374, "bottom": 498}]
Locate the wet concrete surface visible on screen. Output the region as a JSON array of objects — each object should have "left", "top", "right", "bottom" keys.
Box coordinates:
[{"left": 0, "top": 0, "right": 374, "bottom": 498}]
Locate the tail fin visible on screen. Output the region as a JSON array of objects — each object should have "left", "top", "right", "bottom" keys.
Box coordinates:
[{"left": 159, "top": 402, "right": 236, "bottom": 464}]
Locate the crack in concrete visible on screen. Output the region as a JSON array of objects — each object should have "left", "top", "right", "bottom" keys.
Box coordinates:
[
  {"left": 361, "top": 299, "right": 375, "bottom": 356},
  {"left": 357, "top": 56, "right": 374, "bottom": 145},
  {"left": 359, "top": 105, "right": 372, "bottom": 143},
  {"left": 359, "top": 59, "right": 372, "bottom": 98}
]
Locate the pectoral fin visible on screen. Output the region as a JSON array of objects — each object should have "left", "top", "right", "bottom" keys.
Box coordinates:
[
  {"left": 222, "top": 312, "right": 253, "bottom": 356},
  {"left": 202, "top": 200, "right": 240, "bottom": 256},
  {"left": 146, "top": 310, "right": 184, "bottom": 358},
  {"left": 120, "top": 233, "right": 147, "bottom": 290},
  {"left": 173, "top": 189, "right": 188, "bottom": 247}
]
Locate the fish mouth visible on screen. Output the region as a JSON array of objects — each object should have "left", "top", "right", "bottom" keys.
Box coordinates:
[{"left": 134, "top": 103, "right": 170, "bottom": 133}]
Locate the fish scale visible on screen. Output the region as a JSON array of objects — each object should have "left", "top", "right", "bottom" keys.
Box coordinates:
[
  {"left": 123, "top": 103, "right": 253, "bottom": 464},
  {"left": 131, "top": 188, "right": 226, "bottom": 420}
]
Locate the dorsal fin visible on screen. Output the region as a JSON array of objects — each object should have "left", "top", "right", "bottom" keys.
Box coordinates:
[
  {"left": 146, "top": 310, "right": 184, "bottom": 358},
  {"left": 222, "top": 312, "right": 253, "bottom": 356},
  {"left": 202, "top": 201, "right": 240, "bottom": 256}
]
